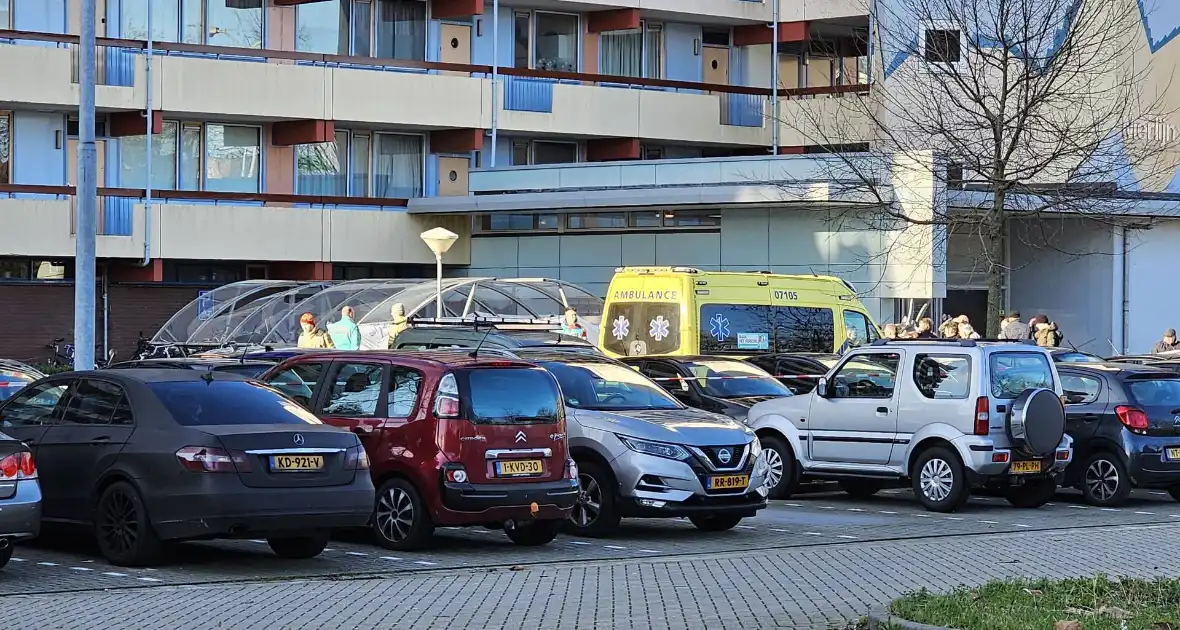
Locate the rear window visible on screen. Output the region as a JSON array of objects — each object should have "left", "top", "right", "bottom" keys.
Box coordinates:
[
  {"left": 699, "top": 304, "right": 834, "bottom": 355},
  {"left": 149, "top": 380, "right": 324, "bottom": 426},
  {"left": 0, "top": 370, "right": 35, "bottom": 402},
  {"left": 989, "top": 352, "right": 1054, "bottom": 399},
  {"left": 602, "top": 302, "right": 681, "bottom": 357},
  {"left": 1127, "top": 378, "right": 1180, "bottom": 407},
  {"left": 211, "top": 364, "right": 273, "bottom": 378},
  {"left": 464, "top": 368, "right": 561, "bottom": 424}
]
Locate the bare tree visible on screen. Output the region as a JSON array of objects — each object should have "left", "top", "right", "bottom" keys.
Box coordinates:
[{"left": 777, "top": 0, "right": 1177, "bottom": 336}]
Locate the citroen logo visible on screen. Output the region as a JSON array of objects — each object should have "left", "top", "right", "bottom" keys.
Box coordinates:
[
  {"left": 717, "top": 448, "right": 732, "bottom": 464},
  {"left": 293, "top": 434, "right": 305, "bottom": 446},
  {"left": 515, "top": 431, "right": 527, "bottom": 443}
]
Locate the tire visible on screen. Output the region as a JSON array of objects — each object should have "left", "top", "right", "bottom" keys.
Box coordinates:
[
  {"left": 910, "top": 447, "right": 969, "bottom": 513},
  {"left": 1080, "top": 452, "right": 1132, "bottom": 507},
  {"left": 0, "top": 545, "right": 12, "bottom": 570},
  {"left": 94, "top": 481, "right": 165, "bottom": 567},
  {"left": 1006, "top": 388, "right": 1066, "bottom": 457},
  {"left": 1004, "top": 478, "right": 1058, "bottom": 508},
  {"left": 689, "top": 515, "right": 743, "bottom": 532},
  {"left": 504, "top": 519, "right": 562, "bottom": 547},
  {"left": 564, "top": 460, "right": 621, "bottom": 538},
  {"left": 267, "top": 532, "right": 329, "bottom": 559},
  {"left": 761, "top": 436, "right": 800, "bottom": 499},
  {"left": 838, "top": 479, "right": 884, "bottom": 499},
  {"left": 372, "top": 478, "right": 434, "bottom": 551}
]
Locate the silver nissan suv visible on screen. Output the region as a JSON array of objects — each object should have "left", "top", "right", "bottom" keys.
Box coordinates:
[{"left": 746, "top": 339, "right": 1073, "bottom": 512}]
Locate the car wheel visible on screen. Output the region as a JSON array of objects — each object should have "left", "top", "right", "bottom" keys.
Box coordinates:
[
  {"left": 838, "top": 479, "right": 884, "bottom": 499},
  {"left": 1004, "top": 478, "right": 1058, "bottom": 508},
  {"left": 911, "top": 447, "right": 969, "bottom": 513},
  {"left": 267, "top": 532, "right": 330, "bottom": 559},
  {"left": 564, "top": 461, "right": 620, "bottom": 538},
  {"left": 94, "top": 481, "right": 165, "bottom": 567},
  {"left": 505, "top": 519, "right": 562, "bottom": 547},
  {"left": 372, "top": 478, "right": 434, "bottom": 551},
  {"left": 0, "top": 544, "right": 12, "bottom": 570},
  {"left": 1080, "top": 452, "right": 1132, "bottom": 507},
  {"left": 688, "top": 515, "right": 743, "bottom": 531},
  {"left": 761, "top": 436, "right": 799, "bottom": 499}
]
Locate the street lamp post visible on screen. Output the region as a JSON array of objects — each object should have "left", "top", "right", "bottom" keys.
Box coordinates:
[{"left": 420, "top": 227, "right": 459, "bottom": 317}]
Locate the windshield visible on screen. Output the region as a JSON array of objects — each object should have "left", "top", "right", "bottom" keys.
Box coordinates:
[
  {"left": 541, "top": 361, "right": 682, "bottom": 411},
  {"left": 148, "top": 380, "right": 324, "bottom": 426},
  {"left": 1128, "top": 379, "right": 1180, "bottom": 407},
  {"left": 602, "top": 302, "right": 681, "bottom": 357},
  {"left": 1054, "top": 352, "right": 1103, "bottom": 363},
  {"left": 681, "top": 359, "right": 792, "bottom": 398},
  {"left": 989, "top": 352, "right": 1055, "bottom": 399},
  {"left": 465, "top": 368, "right": 561, "bottom": 424},
  {"left": 211, "top": 363, "right": 274, "bottom": 378}
]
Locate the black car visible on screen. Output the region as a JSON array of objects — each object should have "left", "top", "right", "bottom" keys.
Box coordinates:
[
  {"left": 106, "top": 357, "right": 278, "bottom": 378},
  {"left": 0, "top": 369, "right": 374, "bottom": 566},
  {"left": 392, "top": 322, "right": 601, "bottom": 355},
  {"left": 0, "top": 361, "right": 46, "bottom": 403},
  {"left": 622, "top": 355, "right": 793, "bottom": 422},
  {"left": 743, "top": 353, "right": 837, "bottom": 394},
  {"left": 1058, "top": 363, "right": 1180, "bottom": 506}
]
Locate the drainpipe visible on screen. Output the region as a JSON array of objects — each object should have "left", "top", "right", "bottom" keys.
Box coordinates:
[
  {"left": 139, "top": 0, "right": 154, "bottom": 267},
  {"left": 102, "top": 268, "right": 109, "bottom": 359},
  {"left": 770, "top": 0, "right": 779, "bottom": 154},
  {"left": 489, "top": 0, "right": 500, "bottom": 168},
  {"left": 1112, "top": 225, "right": 1127, "bottom": 354}
]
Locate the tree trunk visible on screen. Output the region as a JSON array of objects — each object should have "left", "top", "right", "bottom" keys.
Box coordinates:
[{"left": 983, "top": 195, "right": 1007, "bottom": 338}]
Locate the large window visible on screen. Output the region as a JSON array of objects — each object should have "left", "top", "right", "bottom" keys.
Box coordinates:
[
  {"left": 602, "top": 301, "right": 681, "bottom": 356},
  {"left": 0, "top": 110, "right": 9, "bottom": 185},
  {"left": 514, "top": 11, "right": 578, "bottom": 71},
  {"left": 296, "top": 130, "right": 423, "bottom": 198},
  {"left": 205, "top": 124, "right": 261, "bottom": 193},
  {"left": 475, "top": 210, "right": 721, "bottom": 234},
  {"left": 699, "top": 304, "right": 835, "bottom": 355},
  {"left": 600, "top": 22, "right": 662, "bottom": 78},
  {"left": 988, "top": 352, "right": 1053, "bottom": 399},
  {"left": 0, "top": 0, "right": 9, "bottom": 30},
  {"left": 118, "top": 121, "right": 260, "bottom": 192},
  {"left": 120, "top": 121, "right": 179, "bottom": 190},
  {"left": 118, "top": 0, "right": 263, "bottom": 47},
  {"left": 295, "top": 0, "right": 426, "bottom": 60},
  {"left": 296, "top": 130, "right": 349, "bottom": 195},
  {"left": 510, "top": 140, "right": 578, "bottom": 166}
]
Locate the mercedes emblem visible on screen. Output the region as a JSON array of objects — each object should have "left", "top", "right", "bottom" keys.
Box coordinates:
[{"left": 293, "top": 434, "right": 305, "bottom": 446}]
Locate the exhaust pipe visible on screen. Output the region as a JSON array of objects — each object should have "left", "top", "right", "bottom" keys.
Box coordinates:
[{"left": 503, "top": 520, "right": 516, "bottom": 531}]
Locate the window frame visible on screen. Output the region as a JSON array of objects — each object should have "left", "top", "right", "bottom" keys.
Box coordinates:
[
  {"left": 919, "top": 21, "right": 966, "bottom": 70},
  {"left": 117, "top": 120, "right": 262, "bottom": 193},
  {"left": 0, "top": 0, "right": 10, "bottom": 30},
  {"left": 58, "top": 378, "right": 134, "bottom": 426},
  {"left": 317, "top": 361, "right": 389, "bottom": 418},
  {"left": 264, "top": 361, "right": 329, "bottom": 408},
  {"left": 387, "top": 365, "right": 423, "bottom": 419},
  {"left": 1060, "top": 372, "right": 1103, "bottom": 405},
  {"left": 116, "top": 0, "right": 267, "bottom": 47},
  {"left": 828, "top": 351, "right": 901, "bottom": 400},
  {"left": 0, "top": 380, "right": 71, "bottom": 427},
  {"left": 526, "top": 10, "right": 581, "bottom": 72},
  {"left": 911, "top": 353, "right": 972, "bottom": 400}
]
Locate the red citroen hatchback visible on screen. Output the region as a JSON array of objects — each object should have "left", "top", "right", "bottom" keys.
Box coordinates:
[{"left": 261, "top": 351, "right": 578, "bottom": 550}]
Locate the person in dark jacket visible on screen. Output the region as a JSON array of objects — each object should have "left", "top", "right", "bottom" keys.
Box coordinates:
[
  {"left": 1152, "top": 329, "right": 1180, "bottom": 354},
  {"left": 998, "top": 311, "right": 1030, "bottom": 340}
]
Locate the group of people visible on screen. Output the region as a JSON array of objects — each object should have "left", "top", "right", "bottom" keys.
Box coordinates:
[
  {"left": 878, "top": 310, "right": 1064, "bottom": 348},
  {"left": 295, "top": 303, "right": 410, "bottom": 350}
]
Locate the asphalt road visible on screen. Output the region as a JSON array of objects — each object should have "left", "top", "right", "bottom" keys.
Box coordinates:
[{"left": 5, "top": 487, "right": 1179, "bottom": 627}]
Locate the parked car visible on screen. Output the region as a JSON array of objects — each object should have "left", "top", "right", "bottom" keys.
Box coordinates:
[
  {"left": 106, "top": 357, "right": 278, "bottom": 378},
  {"left": 0, "top": 430, "right": 41, "bottom": 569},
  {"left": 742, "top": 353, "right": 835, "bottom": 395},
  {"left": 1058, "top": 363, "right": 1180, "bottom": 506},
  {"left": 1136, "top": 360, "right": 1180, "bottom": 375},
  {"left": 259, "top": 351, "right": 579, "bottom": 550},
  {"left": 747, "top": 339, "right": 1074, "bottom": 512},
  {"left": 0, "top": 360, "right": 45, "bottom": 403},
  {"left": 0, "top": 369, "right": 374, "bottom": 566},
  {"left": 521, "top": 351, "right": 769, "bottom": 535},
  {"left": 1048, "top": 348, "right": 1105, "bottom": 364},
  {"left": 621, "top": 355, "right": 793, "bottom": 422},
  {"left": 391, "top": 321, "right": 602, "bottom": 355}
]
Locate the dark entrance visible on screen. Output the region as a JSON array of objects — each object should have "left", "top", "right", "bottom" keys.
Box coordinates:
[{"left": 944, "top": 290, "right": 990, "bottom": 333}]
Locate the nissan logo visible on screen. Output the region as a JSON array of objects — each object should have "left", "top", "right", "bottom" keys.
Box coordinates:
[
  {"left": 293, "top": 434, "right": 305, "bottom": 446},
  {"left": 717, "top": 448, "right": 732, "bottom": 464}
]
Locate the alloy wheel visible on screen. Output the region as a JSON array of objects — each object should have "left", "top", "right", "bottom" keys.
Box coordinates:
[
  {"left": 919, "top": 458, "right": 954, "bottom": 502},
  {"left": 1085, "top": 459, "right": 1120, "bottom": 502},
  {"left": 572, "top": 473, "right": 602, "bottom": 527},
  {"left": 98, "top": 490, "right": 139, "bottom": 554},
  {"left": 375, "top": 487, "right": 415, "bottom": 543},
  {"left": 763, "top": 448, "right": 784, "bottom": 490}
]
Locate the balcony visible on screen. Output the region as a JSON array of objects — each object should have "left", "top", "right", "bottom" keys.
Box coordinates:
[{"left": 0, "top": 185, "right": 470, "bottom": 265}]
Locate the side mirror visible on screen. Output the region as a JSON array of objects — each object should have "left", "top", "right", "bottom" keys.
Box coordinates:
[{"left": 815, "top": 377, "right": 829, "bottom": 398}]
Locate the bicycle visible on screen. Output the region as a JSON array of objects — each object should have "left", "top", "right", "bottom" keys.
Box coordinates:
[{"left": 45, "top": 337, "right": 74, "bottom": 368}]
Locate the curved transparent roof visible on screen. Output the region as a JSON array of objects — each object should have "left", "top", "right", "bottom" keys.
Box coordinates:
[{"left": 156, "top": 277, "right": 605, "bottom": 347}]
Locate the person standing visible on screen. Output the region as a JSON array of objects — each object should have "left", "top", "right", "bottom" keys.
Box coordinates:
[
  {"left": 385, "top": 303, "right": 409, "bottom": 350},
  {"left": 882, "top": 323, "right": 899, "bottom": 339},
  {"left": 914, "top": 317, "right": 937, "bottom": 339},
  {"left": 998, "top": 311, "right": 1030, "bottom": 340},
  {"left": 327, "top": 306, "right": 361, "bottom": 350},
  {"left": 1152, "top": 329, "right": 1180, "bottom": 354},
  {"left": 297, "top": 313, "right": 335, "bottom": 349},
  {"left": 559, "top": 307, "right": 588, "bottom": 340},
  {"left": 1030, "top": 314, "right": 1062, "bottom": 348}
]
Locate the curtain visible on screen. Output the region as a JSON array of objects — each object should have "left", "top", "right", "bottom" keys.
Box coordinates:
[
  {"left": 296, "top": 130, "right": 348, "bottom": 195},
  {"left": 644, "top": 25, "right": 662, "bottom": 79},
  {"left": 375, "top": 0, "right": 426, "bottom": 60},
  {"left": 373, "top": 134, "right": 422, "bottom": 198},
  {"left": 600, "top": 30, "right": 642, "bottom": 78}
]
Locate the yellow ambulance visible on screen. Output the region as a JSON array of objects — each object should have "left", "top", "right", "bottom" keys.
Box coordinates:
[{"left": 598, "top": 267, "right": 880, "bottom": 358}]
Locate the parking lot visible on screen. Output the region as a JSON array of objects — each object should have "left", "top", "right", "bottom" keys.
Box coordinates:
[{"left": 6, "top": 486, "right": 1178, "bottom": 597}]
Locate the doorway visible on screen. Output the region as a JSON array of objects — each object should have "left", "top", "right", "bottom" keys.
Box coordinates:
[
  {"left": 944, "top": 290, "right": 990, "bottom": 333},
  {"left": 439, "top": 23, "right": 472, "bottom": 76}
]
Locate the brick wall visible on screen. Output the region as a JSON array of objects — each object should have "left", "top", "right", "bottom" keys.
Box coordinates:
[{"left": 0, "top": 284, "right": 202, "bottom": 364}]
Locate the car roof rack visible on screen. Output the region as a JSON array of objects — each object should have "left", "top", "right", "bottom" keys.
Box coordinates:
[
  {"left": 870, "top": 338, "right": 1036, "bottom": 348},
  {"left": 409, "top": 316, "right": 563, "bottom": 331}
]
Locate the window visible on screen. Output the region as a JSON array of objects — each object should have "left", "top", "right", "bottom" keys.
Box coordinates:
[
  {"left": 169, "top": 262, "right": 246, "bottom": 284},
  {"left": 149, "top": 380, "right": 324, "bottom": 425},
  {"left": 205, "top": 124, "right": 261, "bottom": 193},
  {"left": 464, "top": 368, "right": 561, "bottom": 424},
  {"left": 387, "top": 367, "right": 420, "bottom": 417},
  {"left": 373, "top": 132, "right": 423, "bottom": 198},
  {"left": 681, "top": 359, "right": 792, "bottom": 399},
  {"left": 631, "top": 210, "right": 721, "bottom": 229},
  {"left": 913, "top": 355, "right": 971, "bottom": 399},
  {"left": 1128, "top": 378, "right": 1180, "bottom": 407},
  {"left": 1060, "top": 373, "right": 1101, "bottom": 405},
  {"left": 698, "top": 304, "right": 835, "bottom": 355},
  {"left": 118, "top": 121, "right": 259, "bottom": 193},
  {"left": 923, "top": 27, "right": 962, "bottom": 64},
  {"left": 0, "top": 382, "right": 68, "bottom": 427},
  {"left": 989, "top": 352, "right": 1054, "bottom": 399},
  {"left": 0, "top": 110, "right": 10, "bottom": 185},
  {"left": 120, "top": 121, "right": 179, "bottom": 190},
  {"left": 702, "top": 28, "right": 730, "bottom": 47},
  {"left": 480, "top": 213, "right": 560, "bottom": 232},
  {"left": 541, "top": 360, "right": 681, "bottom": 411},
  {"left": 119, "top": 0, "right": 263, "bottom": 47},
  {"left": 60, "top": 380, "right": 132, "bottom": 425},
  {"left": 842, "top": 310, "right": 879, "bottom": 347},
  {"left": 511, "top": 140, "right": 578, "bottom": 166},
  {"left": 294, "top": 0, "right": 351, "bottom": 54},
  {"left": 599, "top": 22, "right": 662, "bottom": 78},
  {"left": 604, "top": 301, "right": 682, "bottom": 356},
  {"left": 0, "top": 367, "right": 37, "bottom": 403},
  {"left": 0, "top": 0, "right": 9, "bottom": 30},
  {"left": 641, "top": 362, "right": 690, "bottom": 395},
  {"left": 773, "top": 306, "right": 836, "bottom": 353},
  {"left": 567, "top": 213, "right": 627, "bottom": 229},
  {"left": 514, "top": 11, "right": 578, "bottom": 71},
  {"left": 296, "top": 130, "right": 349, "bottom": 196},
  {"left": 375, "top": 0, "right": 426, "bottom": 59},
  {"left": 641, "top": 145, "right": 664, "bottom": 160},
  {"left": 829, "top": 352, "right": 900, "bottom": 399},
  {"left": 322, "top": 363, "right": 384, "bottom": 417},
  {"left": 265, "top": 362, "right": 326, "bottom": 407}
]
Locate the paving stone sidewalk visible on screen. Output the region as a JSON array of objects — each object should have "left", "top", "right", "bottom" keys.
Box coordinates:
[{"left": 7, "top": 522, "right": 1180, "bottom": 629}]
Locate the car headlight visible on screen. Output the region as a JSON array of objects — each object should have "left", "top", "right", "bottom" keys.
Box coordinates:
[
  {"left": 749, "top": 438, "right": 763, "bottom": 458},
  {"left": 617, "top": 435, "right": 691, "bottom": 461}
]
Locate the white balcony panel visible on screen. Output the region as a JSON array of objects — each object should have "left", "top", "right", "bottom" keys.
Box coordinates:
[
  {"left": 332, "top": 70, "right": 488, "bottom": 129},
  {"left": 0, "top": 44, "right": 138, "bottom": 111},
  {"left": 499, "top": 82, "right": 641, "bottom": 138},
  {"left": 777, "top": 96, "right": 875, "bottom": 147},
  {"left": 154, "top": 56, "right": 331, "bottom": 120},
  {"left": 637, "top": 90, "right": 766, "bottom": 145}
]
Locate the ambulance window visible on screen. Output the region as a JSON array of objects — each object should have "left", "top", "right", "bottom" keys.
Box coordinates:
[
  {"left": 843, "top": 310, "right": 877, "bottom": 347},
  {"left": 772, "top": 306, "right": 835, "bottom": 353},
  {"left": 699, "top": 305, "right": 773, "bottom": 355},
  {"left": 603, "top": 303, "right": 681, "bottom": 357}
]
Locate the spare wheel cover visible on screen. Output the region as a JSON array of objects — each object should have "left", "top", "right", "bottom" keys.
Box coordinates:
[{"left": 1006, "top": 388, "right": 1065, "bottom": 456}]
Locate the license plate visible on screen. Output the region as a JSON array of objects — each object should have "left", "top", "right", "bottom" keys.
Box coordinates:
[
  {"left": 494, "top": 459, "right": 543, "bottom": 477},
  {"left": 1010, "top": 460, "right": 1042, "bottom": 474},
  {"left": 1167, "top": 448, "right": 1180, "bottom": 460},
  {"left": 269, "top": 455, "right": 324, "bottom": 472},
  {"left": 707, "top": 474, "right": 750, "bottom": 490}
]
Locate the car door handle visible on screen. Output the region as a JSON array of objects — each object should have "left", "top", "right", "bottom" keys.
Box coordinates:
[
  {"left": 88, "top": 436, "right": 111, "bottom": 444},
  {"left": 876, "top": 407, "right": 889, "bottom": 414}
]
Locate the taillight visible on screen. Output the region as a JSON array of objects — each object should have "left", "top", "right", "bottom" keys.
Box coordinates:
[
  {"left": 344, "top": 445, "right": 370, "bottom": 470},
  {"left": 1115, "top": 405, "right": 1149, "bottom": 433},
  {"left": 175, "top": 446, "right": 249, "bottom": 473},
  {"left": 0, "top": 452, "right": 35, "bottom": 480},
  {"left": 434, "top": 372, "right": 461, "bottom": 419},
  {"left": 974, "top": 397, "right": 990, "bottom": 435},
  {"left": 564, "top": 459, "right": 579, "bottom": 481},
  {"left": 442, "top": 463, "right": 468, "bottom": 483}
]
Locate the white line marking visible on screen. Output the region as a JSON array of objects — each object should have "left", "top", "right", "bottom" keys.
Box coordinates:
[
  {"left": 345, "top": 551, "right": 368, "bottom": 556},
  {"left": 878, "top": 510, "right": 897, "bottom": 514},
  {"left": 803, "top": 532, "right": 823, "bottom": 536},
  {"left": 137, "top": 577, "right": 162, "bottom": 582},
  {"left": 912, "top": 513, "right": 932, "bottom": 518},
  {"left": 569, "top": 541, "right": 592, "bottom": 545},
  {"left": 102, "top": 572, "right": 128, "bottom": 577},
  {"left": 469, "top": 529, "right": 492, "bottom": 534},
  {"left": 818, "top": 506, "right": 834, "bottom": 510},
  {"left": 604, "top": 545, "right": 627, "bottom": 550},
  {"left": 70, "top": 567, "right": 93, "bottom": 571},
  {"left": 1045, "top": 503, "right": 1056, "bottom": 506},
  {"left": 836, "top": 535, "right": 857, "bottom": 539},
  {"left": 37, "top": 562, "right": 58, "bottom": 566},
  {"left": 413, "top": 560, "right": 435, "bottom": 566},
  {"left": 735, "top": 525, "right": 756, "bottom": 529},
  {"left": 249, "top": 539, "right": 265, "bottom": 543},
  {"left": 978, "top": 520, "right": 999, "bottom": 524},
  {"left": 1135, "top": 511, "right": 1155, "bottom": 515},
  {"left": 784, "top": 503, "right": 801, "bottom": 507},
  {"left": 846, "top": 508, "right": 865, "bottom": 512},
  {"left": 1152, "top": 491, "right": 1168, "bottom": 495},
  {"left": 1171, "top": 514, "right": 1180, "bottom": 518},
  {"left": 81, "top": 560, "right": 94, "bottom": 563},
  {"left": 946, "top": 517, "right": 963, "bottom": 520},
  {"left": 1068, "top": 505, "right": 1090, "bottom": 509},
  {"left": 323, "top": 548, "right": 334, "bottom": 552},
  {"left": 1100, "top": 508, "right": 1120, "bottom": 512},
  {"left": 771, "top": 528, "right": 792, "bottom": 533},
  {"left": 1014, "top": 524, "right": 1032, "bottom": 528},
  {"left": 10, "top": 558, "right": 25, "bottom": 562},
  {"left": 639, "top": 549, "right": 661, "bottom": 553},
  {"left": 380, "top": 556, "right": 402, "bottom": 561}
]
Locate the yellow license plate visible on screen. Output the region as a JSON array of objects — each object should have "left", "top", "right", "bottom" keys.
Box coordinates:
[
  {"left": 707, "top": 474, "right": 750, "bottom": 490},
  {"left": 1167, "top": 448, "right": 1180, "bottom": 460},
  {"left": 1010, "top": 460, "right": 1042, "bottom": 474},
  {"left": 269, "top": 455, "right": 324, "bottom": 472},
  {"left": 495, "top": 459, "right": 543, "bottom": 476}
]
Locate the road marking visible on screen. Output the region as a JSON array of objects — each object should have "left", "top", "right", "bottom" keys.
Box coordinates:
[
  {"left": 836, "top": 535, "right": 857, "bottom": 539},
  {"left": 137, "top": 577, "right": 162, "bottom": 582},
  {"left": 413, "top": 560, "right": 435, "bottom": 566},
  {"left": 1045, "top": 503, "right": 1056, "bottom": 506},
  {"left": 604, "top": 545, "right": 628, "bottom": 550},
  {"left": 878, "top": 510, "right": 897, "bottom": 514},
  {"left": 978, "top": 520, "right": 999, "bottom": 524},
  {"left": 249, "top": 539, "right": 265, "bottom": 544},
  {"left": 803, "top": 532, "right": 823, "bottom": 536},
  {"left": 10, "top": 558, "right": 25, "bottom": 562},
  {"left": 1135, "top": 511, "right": 1155, "bottom": 515},
  {"left": 37, "top": 562, "right": 58, "bottom": 566},
  {"left": 784, "top": 503, "right": 801, "bottom": 507},
  {"left": 1171, "top": 514, "right": 1180, "bottom": 518},
  {"left": 1014, "top": 524, "right": 1032, "bottom": 528},
  {"left": 1152, "top": 491, "right": 1168, "bottom": 496},
  {"left": 946, "top": 517, "right": 963, "bottom": 520},
  {"left": 639, "top": 549, "right": 661, "bottom": 553},
  {"left": 818, "top": 506, "right": 834, "bottom": 510},
  {"left": 912, "top": 513, "right": 932, "bottom": 518},
  {"left": 771, "top": 528, "right": 792, "bottom": 533},
  {"left": 846, "top": 508, "right": 865, "bottom": 512},
  {"left": 70, "top": 567, "right": 93, "bottom": 572},
  {"left": 735, "top": 525, "right": 756, "bottom": 529},
  {"left": 345, "top": 551, "right": 368, "bottom": 556},
  {"left": 1068, "top": 505, "right": 1090, "bottom": 509},
  {"left": 1100, "top": 508, "right": 1120, "bottom": 512},
  {"left": 380, "top": 556, "right": 402, "bottom": 561},
  {"left": 102, "top": 572, "right": 128, "bottom": 577},
  {"left": 569, "top": 541, "right": 592, "bottom": 545}
]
